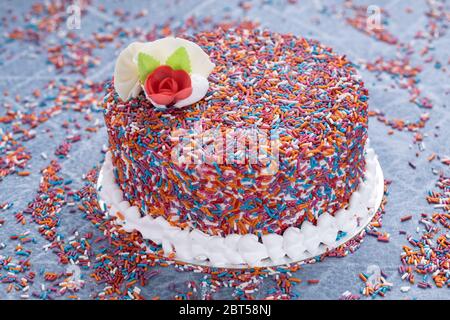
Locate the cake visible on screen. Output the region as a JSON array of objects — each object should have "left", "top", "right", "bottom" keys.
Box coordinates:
[{"left": 99, "top": 27, "right": 382, "bottom": 266}]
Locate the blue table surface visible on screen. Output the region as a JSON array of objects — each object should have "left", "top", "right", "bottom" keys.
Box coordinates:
[{"left": 0, "top": 0, "right": 449, "bottom": 300}]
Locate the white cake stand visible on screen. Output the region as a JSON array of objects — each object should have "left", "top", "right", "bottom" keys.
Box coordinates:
[{"left": 97, "top": 146, "right": 384, "bottom": 269}]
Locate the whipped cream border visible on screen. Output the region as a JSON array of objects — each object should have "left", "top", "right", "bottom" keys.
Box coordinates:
[{"left": 97, "top": 143, "right": 384, "bottom": 268}]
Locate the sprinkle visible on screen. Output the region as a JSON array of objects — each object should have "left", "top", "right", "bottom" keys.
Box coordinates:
[
  {"left": 400, "top": 286, "right": 410, "bottom": 293},
  {"left": 401, "top": 215, "right": 412, "bottom": 222},
  {"left": 307, "top": 279, "right": 320, "bottom": 285}
]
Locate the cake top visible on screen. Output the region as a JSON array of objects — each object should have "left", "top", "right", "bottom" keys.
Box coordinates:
[{"left": 107, "top": 28, "right": 368, "bottom": 166}]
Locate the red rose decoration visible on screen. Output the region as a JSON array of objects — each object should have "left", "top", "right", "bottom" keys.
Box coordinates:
[{"left": 144, "top": 65, "right": 192, "bottom": 106}]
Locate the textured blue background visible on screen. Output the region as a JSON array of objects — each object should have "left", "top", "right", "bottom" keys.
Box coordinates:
[{"left": 0, "top": 0, "right": 449, "bottom": 299}]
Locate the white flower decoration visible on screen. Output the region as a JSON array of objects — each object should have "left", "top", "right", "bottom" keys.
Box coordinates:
[{"left": 113, "top": 37, "right": 215, "bottom": 109}]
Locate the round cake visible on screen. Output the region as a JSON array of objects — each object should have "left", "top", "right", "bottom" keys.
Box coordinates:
[{"left": 100, "top": 27, "right": 377, "bottom": 266}]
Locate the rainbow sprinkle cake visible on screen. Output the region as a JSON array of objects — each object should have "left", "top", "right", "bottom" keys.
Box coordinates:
[{"left": 101, "top": 27, "right": 369, "bottom": 263}]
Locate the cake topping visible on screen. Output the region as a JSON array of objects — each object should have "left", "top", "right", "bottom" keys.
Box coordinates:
[
  {"left": 143, "top": 65, "right": 192, "bottom": 106},
  {"left": 113, "top": 37, "right": 215, "bottom": 108}
]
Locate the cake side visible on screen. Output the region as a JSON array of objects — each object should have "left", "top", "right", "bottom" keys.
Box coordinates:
[{"left": 102, "top": 28, "right": 368, "bottom": 237}]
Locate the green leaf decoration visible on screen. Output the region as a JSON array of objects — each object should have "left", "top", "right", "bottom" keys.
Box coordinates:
[
  {"left": 138, "top": 52, "right": 160, "bottom": 83},
  {"left": 165, "top": 47, "right": 191, "bottom": 73}
]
